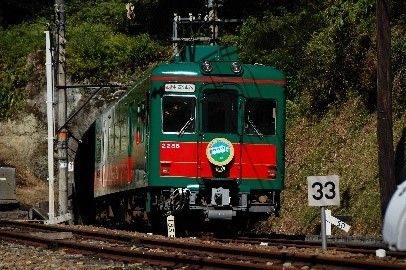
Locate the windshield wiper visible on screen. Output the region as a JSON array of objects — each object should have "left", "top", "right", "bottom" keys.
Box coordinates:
[
  {"left": 178, "top": 116, "right": 195, "bottom": 136},
  {"left": 247, "top": 117, "right": 263, "bottom": 138}
]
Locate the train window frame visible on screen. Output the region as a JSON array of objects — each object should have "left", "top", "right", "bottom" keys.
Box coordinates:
[
  {"left": 95, "top": 122, "right": 102, "bottom": 164},
  {"left": 244, "top": 98, "right": 277, "bottom": 136},
  {"left": 114, "top": 119, "right": 120, "bottom": 154},
  {"left": 117, "top": 107, "right": 128, "bottom": 153},
  {"left": 136, "top": 102, "right": 146, "bottom": 143},
  {"left": 120, "top": 119, "right": 128, "bottom": 152},
  {"left": 107, "top": 114, "right": 114, "bottom": 158},
  {"left": 161, "top": 95, "right": 196, "bottom": 134},
  {"left": 201, "top": 90, "right": 239, "bottom": 134}
]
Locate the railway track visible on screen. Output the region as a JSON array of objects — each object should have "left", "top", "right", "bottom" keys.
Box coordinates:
[
  {"left": 212, "top": 234, "right": 406, "bottom": 259},
  {"left": 0, "top": 220, "right": 405, "bottom": 269}
]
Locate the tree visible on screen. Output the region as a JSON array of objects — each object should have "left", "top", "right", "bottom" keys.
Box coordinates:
[{"left": 0, "top": 0, "right": 53, "bottom": 27}]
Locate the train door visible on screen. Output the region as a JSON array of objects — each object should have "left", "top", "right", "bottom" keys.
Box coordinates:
[
  {"left": 198, "top": 88, "right": 242, "bottom": 180},
  {"left": 160, "top": 94, "right": 198, "bottom": 179}
]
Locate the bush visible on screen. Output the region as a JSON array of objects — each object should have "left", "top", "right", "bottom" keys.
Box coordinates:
[
  {"left": 237, "top": 9, "right": 322, "bottom": 105},
  {"left": 68, "top": 23, "right": 168, "bottom": 82},
  {"left": 304, "top": 0, "right": 376, "bottom": 114},
  {"left": 236, "top": 1, "right": 387, "bottom": 116},
  {"left": 69, "top": 0, "right": 129, "bottom": 33},
  {"left": 0, "top": 21, "right": 45, "bottom": 120}
]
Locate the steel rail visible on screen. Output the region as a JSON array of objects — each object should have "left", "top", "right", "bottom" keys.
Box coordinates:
[{"left": 0, "top": 220, "right": 405, "bottom": 269}]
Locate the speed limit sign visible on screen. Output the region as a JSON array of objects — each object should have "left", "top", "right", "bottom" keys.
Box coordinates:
[{"left": 307, "top": 175, "right": 340, "bottom": 206}]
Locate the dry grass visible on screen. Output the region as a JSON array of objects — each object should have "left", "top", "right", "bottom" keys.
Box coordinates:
[
  {"left": 0, "top": 114, "right": 48, "bottom": 208},
  {"left": 15, "top": 169, "right": 48, "bottom": 208},
  {"left": 267, "top": 98, "right": 406, "bottom": 236}
]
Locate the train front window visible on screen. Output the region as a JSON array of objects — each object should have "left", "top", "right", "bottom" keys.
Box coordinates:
[
  {"left": 202, "top": 92, "right": 238, "bottom": 133},
  {"left": 162, "top": 96, "right": 195, "bottom": 133},
  {"left": 245, "top": 99, "right": 276, "bottom": 136}
]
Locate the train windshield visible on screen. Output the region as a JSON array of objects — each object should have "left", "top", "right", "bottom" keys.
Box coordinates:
[
  {"left": 162, "top": 96, "right": 196, "bottom": 133},
  {"left": 202, "top": 91, "right": 238, "bottom": 133},
  {"left": 245, "top": 99, "right": 276, "bottom": 136}
]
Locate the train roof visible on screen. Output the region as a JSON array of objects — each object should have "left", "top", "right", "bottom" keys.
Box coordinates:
[
  {"left": 173, "top": 45, "right": 239, "bottom": 62},
  {"left": 152, "top": 45, "right": 285, "bottom": 81}
]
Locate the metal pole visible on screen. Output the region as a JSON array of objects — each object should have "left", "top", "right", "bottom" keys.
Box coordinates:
[
  {"left": 321, "top": 206, "right": 327, "bottom": 250},
  {"left": 45, "top": 31, "right": 55, "bottom": 221},
  {"left": 55, "top": 0, "right": 68, "bottom": 216}
]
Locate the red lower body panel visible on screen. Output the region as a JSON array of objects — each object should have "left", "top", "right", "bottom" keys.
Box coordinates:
[{"left": 159, "top": 141, "right": 276, "bottom": 179}]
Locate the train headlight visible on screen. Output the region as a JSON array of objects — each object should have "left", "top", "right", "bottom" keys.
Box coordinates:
[
  {"left": 201, "top": 60, "right": 213, "bottom": 74},
  {"left": 230, "top": 62, "right": 243, "bottom": 74},
  {"left": 160, "top": 161, "right": 171, "bottom": 176}
]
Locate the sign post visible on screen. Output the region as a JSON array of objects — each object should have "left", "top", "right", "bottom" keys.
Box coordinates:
[
  {"left": 307, "top": 175, "right": 340, "bottom": 250},
  {"left": 167, "top": 215, "right": 176, "bottom": 237},
  {"left": 320, "top": 205, "right": 327, "bottom": 249}
]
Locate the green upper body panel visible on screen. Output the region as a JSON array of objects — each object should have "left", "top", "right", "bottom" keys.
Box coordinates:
[{"left": 152, "top": 45, "right": 285, "bottom": 82}]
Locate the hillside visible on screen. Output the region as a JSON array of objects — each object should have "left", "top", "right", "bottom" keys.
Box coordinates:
[{"left": 273, "top": 99, "right": 406, "bottom": 236}]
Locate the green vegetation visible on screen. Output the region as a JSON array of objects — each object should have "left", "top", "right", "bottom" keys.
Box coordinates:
[
  {"left": 0, "top": 22, "right": 46, "bottom": 119},
  {"left": 237, "top": 0, "right": 405, "bottom": 116},
  {"left": 68, "top": 24, "right": 167, "bottom": 82},
  {"left": 0, "top": 0, "right": 405, "bottom": 235},
  {"left": 0, "top": 0, "right": 168, "bottom": 120}
]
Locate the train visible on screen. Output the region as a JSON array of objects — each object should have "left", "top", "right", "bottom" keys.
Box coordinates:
[{"left": 73, "top": 4, "right": 286, "bottom": 231}]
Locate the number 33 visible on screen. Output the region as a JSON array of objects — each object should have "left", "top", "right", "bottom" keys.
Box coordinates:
[{"left": 312, "top": 181, "right": 336, "bottom": 200}]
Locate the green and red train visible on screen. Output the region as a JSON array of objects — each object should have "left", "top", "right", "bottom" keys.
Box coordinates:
[{"left": 74, "top": 11, "right": 286, "bottom": 229}]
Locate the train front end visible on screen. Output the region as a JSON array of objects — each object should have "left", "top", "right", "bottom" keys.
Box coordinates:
[{"left": 147, "top": 45, "right": 285, "bottom": 222}]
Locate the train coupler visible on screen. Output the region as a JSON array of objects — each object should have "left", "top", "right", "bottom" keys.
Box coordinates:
[{"left": 205, "top": 209, "right": 235, "bottom": 220}]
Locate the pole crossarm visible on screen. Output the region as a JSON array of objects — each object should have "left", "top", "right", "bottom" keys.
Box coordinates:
[{"left": 55, "top": 84, "right": 130, "bottom": 89}]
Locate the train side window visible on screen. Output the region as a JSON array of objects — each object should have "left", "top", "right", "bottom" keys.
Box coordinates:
[
  {"left": 120, "top": 122, "right": 127, "bottom": 152},
  {"left": 128, "top": 103, "right": 136, "bottom": 136},
  {"left": 137, "top": 102, "right": 146, "bottom": 143},
  {"left": 118, "top": 110, "right": 127, "bottom": 152},
  {"left": 162, "top": 96, "right": 195, "bottom": 133},
  {"left": 95, "top": 124, "right": 102, "bottom": 164},
  {"left": 245, "top": 99, "right": 276, "bottom": 136},
  {"left": 114, "top": 121, "right": 120, "bottom": 154},
  {"left": 108, "top": 116, "right": 114, "bottom": 157}
]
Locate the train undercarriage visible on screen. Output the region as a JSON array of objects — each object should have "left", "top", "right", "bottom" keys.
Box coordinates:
[{"left": 73, "top": 180, "right": 280, "bottom": 234}]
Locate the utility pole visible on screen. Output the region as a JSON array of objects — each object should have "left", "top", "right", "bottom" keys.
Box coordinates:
[
  {"left": 55, "top": 0, "right": 69, "bottom": 218},
  {"left": 376, "top": 0, "right": 395, "bottom": 218},
  {"left": 45, "top": 31, "right": 55, "bottom": 221},
  {"left": 208, "top": 0, "right": 220, "bottom": 44}
]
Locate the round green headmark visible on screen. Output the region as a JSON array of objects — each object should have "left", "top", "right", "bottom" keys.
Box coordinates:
[{"left": 206, "top": 138, "right": 234, "bottom": 166}]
